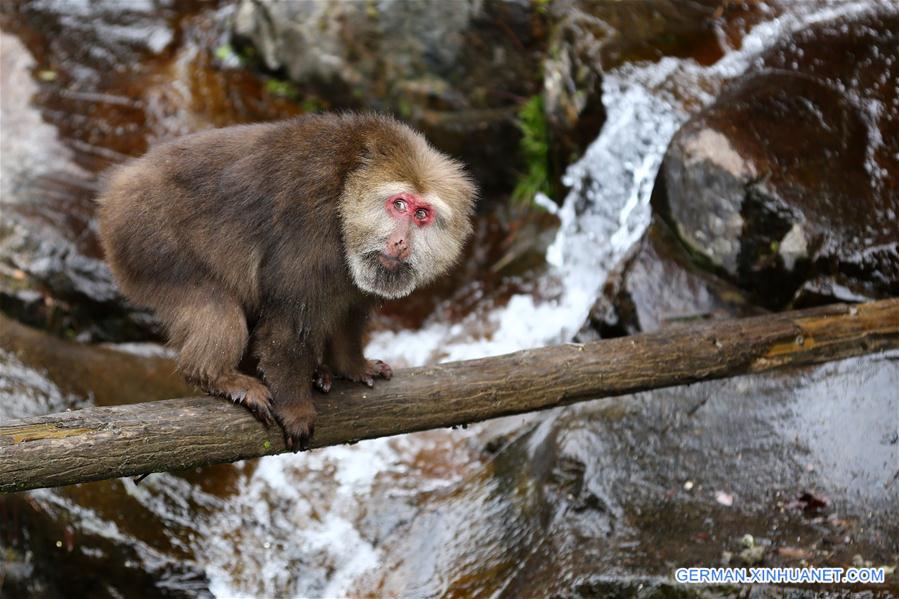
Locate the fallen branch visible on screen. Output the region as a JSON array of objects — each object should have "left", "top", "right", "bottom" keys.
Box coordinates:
[{"left": 2, "top": 299, "right": 898, "bottom": 493}]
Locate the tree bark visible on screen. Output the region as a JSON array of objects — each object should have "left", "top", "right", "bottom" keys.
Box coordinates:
[{"left": 2, "top": 299, "right": 898, "bottom": 493}]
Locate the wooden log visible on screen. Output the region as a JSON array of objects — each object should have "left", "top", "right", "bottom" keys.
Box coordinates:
[{"left": 2, "top": 298, "right": 898, "bottom": 493}]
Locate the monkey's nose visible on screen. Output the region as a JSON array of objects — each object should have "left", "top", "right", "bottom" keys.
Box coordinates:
[{"left": 386, "top": 238, "right": 410, "bottom": 260}]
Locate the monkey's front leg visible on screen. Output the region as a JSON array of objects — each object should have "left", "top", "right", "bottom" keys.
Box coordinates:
[
  {"left": 253, "top": 314, "right": 318, "bottom": 451},
  {"left": 324, "top": 309, "right": 393, "bottom": 389}
]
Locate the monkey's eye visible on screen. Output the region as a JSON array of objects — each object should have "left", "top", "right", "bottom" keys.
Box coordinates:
[
  {"left": 393, "top": 199, "right": 407, "bottom": 213},
  {"left": 415, "top": 208, "right": 429, "bottom": 221}
]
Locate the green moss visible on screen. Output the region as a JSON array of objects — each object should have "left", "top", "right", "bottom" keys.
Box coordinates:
[
  {"left": 265, "top": 78, "right": 299, "bottom": 100},
  {"left": 300, "top": 98, "right": 325, "bottom": 113},
  {"left": 532, "top": 0, "right": 552, "bottom": 14},
  {"left": 214, "top": 44, "right": 240, "bottom": 64},
  {"left": 512, "top": 94, "right": 552, "bottom": 205},
  {"left": 261, "top": 72, "right": 327, "bottom": 113},
  {"left": 396, "top": 98, "right": 413, "bottom": 119}
]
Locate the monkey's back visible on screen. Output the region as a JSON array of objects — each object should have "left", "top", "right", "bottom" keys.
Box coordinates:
[{"left": 97, "top": 123, "right": 280, "bottom": 309}]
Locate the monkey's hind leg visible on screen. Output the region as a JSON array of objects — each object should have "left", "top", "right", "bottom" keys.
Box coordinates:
[{"left": 163, "top": 290, "right": 274, "bottom": 426}]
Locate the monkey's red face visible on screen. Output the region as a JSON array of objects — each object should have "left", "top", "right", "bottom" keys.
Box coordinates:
[{"left": 380, "top": 193, "right": 434, "bottom": 269}]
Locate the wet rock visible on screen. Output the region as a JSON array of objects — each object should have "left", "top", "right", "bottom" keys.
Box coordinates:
[
  {"left": 232, "top": 0, "right": 548, "bottom": 196},
  {"left": 541, "top": 5, "right": 606, "bottom": 185},
  {"left": 0, "top": 29, "right": 163, "bottom": 340},
  {"left": 0, "top": 345, "right": 84, "bottom": 422},
  {"left": 0, "top": 469, "right": 237, "bottom": 598},
  {"left": 549, "top": 0, "right": 735, "bottom": 69},
  {"left": 660, "top": 9, "right": 899, "bottom": 308},
  {"left": 0, "top": 31, "right": 125, "bottom": 338},
  {"left": 0, "top": 313, "right": 191, "bottom": 411},
  {"left": 579, "top": 218, "right": 762, "bottom": 339},
  {"left": 346, "top": 352, "right": 899, "bottom": 595}
]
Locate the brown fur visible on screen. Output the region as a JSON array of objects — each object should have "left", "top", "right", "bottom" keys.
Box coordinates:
[{"left": 98, "top": 113, "right": 476, "bottom": 449}]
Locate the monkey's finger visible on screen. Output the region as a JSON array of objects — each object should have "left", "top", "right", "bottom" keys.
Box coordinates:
[
  {"left": 297, "top": 426, "right": 313, "bottom": 451},
  {"left": 227, "top": 393, "right": 264, "bottom": 426},
  {"left": 242, "top": 392, "right": 275, "bottom": 428},
  {"left": 287, "top": 427, "right": 312, "bottom": 453},
  {"left": 273, "top": 412, "right": 315, "bottom": 453},
  {"left": 372, "top": 360, "right": 393, "bottom": 380},
  {"left": 272, "top": 412, "right": 292, "bottom": 450},
  {"left": 251, "top": 404, "right": 275, "bottom": 428},
  {"left": 283, "top": 430, "right": 299, "bottom": 451},
  {"left": 313, "top": 367, "right": 333, "bottom": 393}
]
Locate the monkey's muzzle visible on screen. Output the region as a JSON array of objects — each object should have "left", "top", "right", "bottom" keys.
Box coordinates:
[{"left": 377, "top": 252, "right": 405, "bottom": 271}]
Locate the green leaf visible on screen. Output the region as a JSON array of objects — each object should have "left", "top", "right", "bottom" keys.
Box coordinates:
[{"left": 512, "top": 94, "right": 552, "bottom": 205}]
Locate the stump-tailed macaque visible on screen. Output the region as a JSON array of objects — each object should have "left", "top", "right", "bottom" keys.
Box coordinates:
[{"left": 98, "top": 114, "right": 476, "bottom": 449}]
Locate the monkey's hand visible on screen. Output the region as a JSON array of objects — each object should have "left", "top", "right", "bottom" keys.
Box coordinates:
[
  {"left": 273, "top": 399, "right": 317, "bottom": 452},
  {"left": 314, "top": 360, "right": 391, "bottom": 390},
  {"left": 342, "top": 359, "right": 393, "bottom": 388}
]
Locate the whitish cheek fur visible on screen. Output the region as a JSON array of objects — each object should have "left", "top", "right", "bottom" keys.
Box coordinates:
[
  {"left": 408, "top": 225, "right": 463, "bottom": 286},
  {"left": 344, "top": 206, "right": 393, "bottom": 254}
]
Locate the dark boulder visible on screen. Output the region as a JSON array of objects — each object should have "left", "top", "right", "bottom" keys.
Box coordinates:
[{"left": 660, "top": 9, "right": 899, "bottom": 308}]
